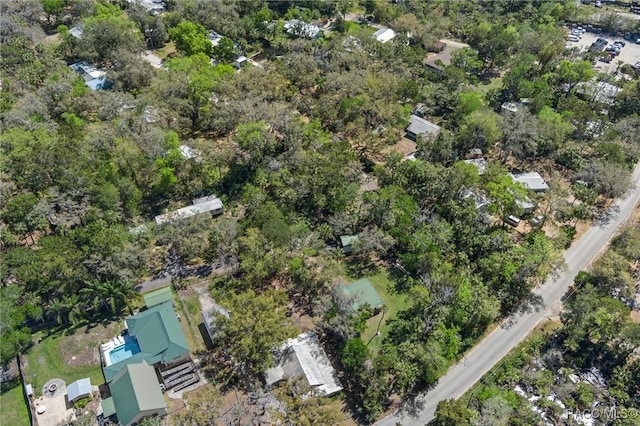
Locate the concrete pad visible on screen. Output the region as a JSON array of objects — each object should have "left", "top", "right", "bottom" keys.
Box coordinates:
[
  {"left": 142, "top": 51, "right": 163, "bottom": 69},
  {"left": 34, "top": 393, "right": 76, "bottom": 426}
]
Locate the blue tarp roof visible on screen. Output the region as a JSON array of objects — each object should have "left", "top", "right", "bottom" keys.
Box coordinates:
[{"left": 67, "top": 378, "right": 92, "bottom": 402}]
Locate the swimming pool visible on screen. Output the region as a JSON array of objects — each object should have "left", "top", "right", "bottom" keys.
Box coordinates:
[{"left": 108, "top": 341, "right": 141, "bottom": 364}]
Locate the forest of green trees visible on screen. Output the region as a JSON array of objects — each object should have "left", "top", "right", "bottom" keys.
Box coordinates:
[{"left": 1, "top": 0, "right": 640, "bottom": 423}]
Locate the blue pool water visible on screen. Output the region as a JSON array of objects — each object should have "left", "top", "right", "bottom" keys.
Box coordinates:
[{"left": 109, "top": 341, "right": 141, "bottom": 364}]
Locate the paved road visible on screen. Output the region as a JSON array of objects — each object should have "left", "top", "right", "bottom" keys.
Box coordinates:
[{"left": 376, "top": 164, "right": 640, "bottom": 426}]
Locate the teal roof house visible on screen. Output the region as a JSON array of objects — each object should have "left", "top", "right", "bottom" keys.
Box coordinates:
[
  {"left": 101, "top": 302, "right": 190, "bottom": 382},
  {"left": 108, "top": 361, "right": 167, "bottom": 426}
]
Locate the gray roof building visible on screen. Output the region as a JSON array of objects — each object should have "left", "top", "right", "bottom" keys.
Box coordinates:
[
  {"left": 127, "top": 0, "right": 165, "bottom": 15},
  {"left": 178, "top": 145, "right": 199, "bottom": 160},
  {"left": 66, "top": 378, "right": 92, "bottom": 403},
  {"left": 155, "top": 196, "right": 223, "bottom": 225},
  {"left": 576, "top": 81, "right": 620, "bottom": 106},
  {"left": 284, "top": 20, "right": 321, "bottom": 39},
  {"left": 509, "top": 172, "right": 549, "bottom": 192},
  {"left": 69, "top": 26, "right": 83, "bottom": 39},
  {"left": 69, "top": 61, "right": 109, "bottom": 91},
  {"left": 406, "top": 115, "right": 441, "bottom": 141},
  {"left": 461, "top": 188, "right": 490, "bottom": 211},
  {"left": 373, "top": 28, "right": 396, "bottom": 43},
  {"left": 264, "top": 332, "right": 343, "bottom": 396},
  {"left": 423, "top": 40, "right": 467, "bottom": 72}
]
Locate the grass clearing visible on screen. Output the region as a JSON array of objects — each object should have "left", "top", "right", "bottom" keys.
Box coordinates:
[
  {"left": 471, "top": 75, "right": 504, "bottom": 98},
  {"left": 175, "top": 288, "right": 207, "bottom": 352},
  {"left": 360, "top": 271, "right": 410, "bottom": 355},
  {"left": 24, "top": 334, "right": 105, "bottom": 393},
  {"left": 23, "top": 319, "right": 125, "bottom": 394},
  {"left": 0, "top": 379, "right": 30, "bottom": 426},
  {"left": 154, "top": 41, "right": 176, "bottom": 60}
]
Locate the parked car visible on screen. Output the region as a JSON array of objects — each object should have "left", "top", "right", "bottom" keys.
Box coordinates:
[
  {"left": 505, "top": 215, "right": 521, "bottom": 227},
  {"left": 568, "top": 35, "right": 580, "bottom": 42},
  {"left": 530, "top": 215, "right": 545, "bottom": 227},
  {"left": 595, "top": 0, "right": 602, "bottom": 7},
  {"left": 613, "top": 41, "right": 625, "bottom": 47}
]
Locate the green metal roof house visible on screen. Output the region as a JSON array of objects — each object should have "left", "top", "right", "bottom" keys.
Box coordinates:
[
  {"left": 109, "top": 361, "right": 167, "bottom": 426},
  {"left": 143, "top": 286, "right": 174, "bottom": 309},
  {"left": 336, "top": 278, "right": 384, "bottom": 312},
  {"left": 103, "top": 353, "right": 150, "bottom": 383},
  {"left": 102, "top": 302, "right": 190, "bottom": 382},
  {"left": 126, "top": 301, "right": 190, "bottom": 365}
]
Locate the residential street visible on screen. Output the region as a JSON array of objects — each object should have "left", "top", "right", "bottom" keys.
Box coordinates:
[{"left": 376, "top": 164, "right": 640, "bottom": 426}]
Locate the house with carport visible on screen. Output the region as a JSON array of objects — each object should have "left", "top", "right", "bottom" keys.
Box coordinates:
[
  {"left": 102, "top": 361, "right": 167, "bottom": 426},
  {"left": 99, "top": 302, "right": 195, "bottom": 425},
  {"left": 265, "top": 332, "right": 343, "bottom": 396}
]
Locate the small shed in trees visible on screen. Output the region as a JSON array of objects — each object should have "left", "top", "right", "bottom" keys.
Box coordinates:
[
  {"left": 516, "top": 197, "right": 536, "bottom": 215},
  {"left": 154, "top": 196, "right": 223, "bottom": 225},
  {"left": 339, "top": 235, "right": 358, "bottom": 255},
  {"left": 234, "top": 56, "right": 248, "bottom": 69}
]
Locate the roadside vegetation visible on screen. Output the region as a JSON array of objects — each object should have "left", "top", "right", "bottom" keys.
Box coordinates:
[
  {"left": 1, "top": 0, "right": 639, "bottom": 424},
  {"left": 433, "top": 222, "right": 640, "bottom": 425}
]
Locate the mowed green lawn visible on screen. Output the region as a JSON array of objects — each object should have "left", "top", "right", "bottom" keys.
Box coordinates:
[
  {"left": 175, "top": 290, "right": 207, "bottom": 352},
  {"left": 23, "top": 335, "right": 106, "bottom": 392},
  {"left": 360, "top": 272, "right": 410, "bottom": 355},
  {"left": 23, "top": 318, "right": 125, "bottom": 394},
  {"left": 2, "top": 317, "right": 125, "bottom": 426},
  {"left": 0, "top": 379, "right": 30, "bottom": 426}
]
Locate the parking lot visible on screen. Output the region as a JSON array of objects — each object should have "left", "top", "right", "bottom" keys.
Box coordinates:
[{"left": 566, "top": 30, "right": 640, "bottom": 74}]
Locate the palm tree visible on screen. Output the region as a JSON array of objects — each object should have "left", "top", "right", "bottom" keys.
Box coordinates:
[
  {"left": 80, "top": 280, "right": 109, "bottom": 314},
  {"left": 46, "top": 297, "right": 68, "bottom": 326},
  {"left": 65, "top": 294, "right": 84, "bottom": 327},
  {"left": 102, "top": 280, "right": 138, "bottom": 314},
  {"left": 22, "top": 292, "right": 44, "bottom": 322}
]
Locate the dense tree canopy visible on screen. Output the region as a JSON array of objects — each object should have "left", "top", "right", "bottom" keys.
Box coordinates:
[
  {"left": 211, "top": 289, "right": 295, "bottom": 376},
  {"left": 168, "top": 20, "right": 214, "bottom": 57},
  {"left": 1, "top": 0, "right": 639, "bottom": 423}
]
